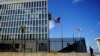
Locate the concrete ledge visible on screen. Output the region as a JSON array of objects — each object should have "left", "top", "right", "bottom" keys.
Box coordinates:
[{"left": 0, "top": 52, "right": 92, "bottom": 56}]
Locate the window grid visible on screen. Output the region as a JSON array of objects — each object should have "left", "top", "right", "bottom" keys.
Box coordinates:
[{"left": 0, "top": 1, "right": 48, "bottom": 40}]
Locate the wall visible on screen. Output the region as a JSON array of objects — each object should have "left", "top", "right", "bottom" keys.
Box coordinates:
[{"left": 0, "top": 52, "right": 90, "bottom": 56}]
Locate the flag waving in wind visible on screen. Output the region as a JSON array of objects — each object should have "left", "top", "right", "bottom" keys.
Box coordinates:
[{"left": 54, "top": 17, "right": 60, "bottom": 23}]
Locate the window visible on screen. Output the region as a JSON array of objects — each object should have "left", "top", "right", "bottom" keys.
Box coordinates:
[
  {"left": 39, "top": 1, "right": 41, "bottom": 7},
  {"left": 29, "top": 2, "right": 32, "bottom": 8},
  {"left": 39, "top": 14, "right": 41, "bottom": 19},
  {"left": 15, "top": 44, "right": 19, "bottom": 49},
  {"left": 45, "top": 27, "right": 47, "bottom": 32},
  {"left": 36, "top": 20, "right": 38, "bottom": 25},
  {"left": 42, "top": 1, "right": 44, "bottom": 7},
  {"left": 39, "top": 34, "right": 41, "bottom": 40},
  {"left": 39, "top": 27, "right": 41, "bottom": 32},
  {"left": 42, "top": 27, "right": 44, "bottom": 32},
  {"left": 34, "top": 2, "right": 36, "bottom": 7},
  {"left": 0, "top": 16, "right": 1, "bottom": 21},
  {"left": 36, "top": 1, "right": 39, "bottom": 7},
  {"left": 44, "top": 1, "right": 47, "bottom": 7},
  {"left": 39, "top": 43, "right": 47, "bottom": 51},
  {"left": 0, "top": 28, "right": 2, "bottom": 32},
  {"left": 42, "top": 20, "right": 44, "bottom": 25},
  {"left": 36, "top": 27, "right": 38, "bottom": 32},
  {"left": 42, "top": 14, "right": 44, "bottom": 19},
  {"left": 24, "top": 2, "right": 29, "bottom": 8},
  {"left": 32, "top": 34, "right": 35, "bottom": 40},
  {"left": 0, "top": 5, "right": 2, "bottom": 9},
  {"left": 39, "top": 20, "right": 41, "bottom": 24}
]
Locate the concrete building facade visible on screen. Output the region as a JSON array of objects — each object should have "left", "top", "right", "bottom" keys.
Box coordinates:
[{"left": 0, "top": 0, "right": 49, "bottom": 52}]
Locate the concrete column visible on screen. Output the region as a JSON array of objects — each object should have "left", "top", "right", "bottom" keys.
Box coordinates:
[{"left": 96, "top": 39, "right": 100, "bottom": 52}]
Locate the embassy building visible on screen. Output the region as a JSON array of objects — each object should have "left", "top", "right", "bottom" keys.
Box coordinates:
[{"left": 0, "top": 0, "right": 49, "bottom": 52}]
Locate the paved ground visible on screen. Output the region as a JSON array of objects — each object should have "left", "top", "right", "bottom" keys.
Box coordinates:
[
  {"left": 95, "top": 54, "right": 100, "bottom": 56},
  {"left": 0, "top": 52, "right": 99, "bottom": 56}
]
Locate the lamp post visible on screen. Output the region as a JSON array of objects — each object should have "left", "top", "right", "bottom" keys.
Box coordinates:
[{"left": 19, "top": 25, "right": 26, "bottom": 52}]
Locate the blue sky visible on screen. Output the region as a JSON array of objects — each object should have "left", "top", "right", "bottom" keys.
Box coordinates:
[{"left": 48, "top": 0, "right": 100, "bottom": 52}]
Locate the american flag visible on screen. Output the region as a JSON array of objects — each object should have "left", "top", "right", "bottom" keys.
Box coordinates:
[{"left": 54, "top": 17, "right": 60, "bottom": 23}]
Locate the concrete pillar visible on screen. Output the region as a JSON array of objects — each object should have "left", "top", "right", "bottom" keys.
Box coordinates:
[{"left": 96, "top": 38, "right": 100, "bottom": 52}]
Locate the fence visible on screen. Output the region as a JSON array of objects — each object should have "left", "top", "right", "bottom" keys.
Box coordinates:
[{"left": 0, "top": 38, "right": 87, "bottom": 52}]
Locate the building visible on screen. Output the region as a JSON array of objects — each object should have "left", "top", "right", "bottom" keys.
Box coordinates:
[
  {"left": 0, "top": 0, "right": 87, "bottom": 52},
  {"left": 96, "top": 37, "right": 100, "bottom": 52},
  {"left": 0, "top": 0, "right": 49, "bottom": 52},
  {"left": 50, "top": 38, "right": 87, "bottom": 52}
]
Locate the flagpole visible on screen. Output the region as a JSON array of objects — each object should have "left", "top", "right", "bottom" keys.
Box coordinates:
[
  {"left": 76, "top": 28, "right": 82, "bottom": 52},
  {"left": 60, "top": 20, "right": 63, "bottom": 50},
  {"left": 54, "top": 17, "right": 63, "bottom": 50}
]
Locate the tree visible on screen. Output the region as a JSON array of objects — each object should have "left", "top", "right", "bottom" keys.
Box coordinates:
[{"left": 19, "top": 25, "right": 26, "bottom": 52}]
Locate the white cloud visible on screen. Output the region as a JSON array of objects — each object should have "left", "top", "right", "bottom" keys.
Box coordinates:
[
  {"left": 97, "top": 22, "right": 100, "bottom": 25},
  {"left": 49, "top": 21, "right": 55, "bottom": 30},
  {"left": 90, "top": 30, "right": 94, "bottom": 33},
  {"left": 72, "top": 0, "right": 83, "bottom": 3}
]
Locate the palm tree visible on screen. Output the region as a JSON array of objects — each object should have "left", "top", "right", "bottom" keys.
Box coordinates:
[{"left": 19, "top": 25, "right": 26, "bottom": 52}]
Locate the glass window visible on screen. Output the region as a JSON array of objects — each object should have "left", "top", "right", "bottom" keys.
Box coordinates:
[
  {"left": 39, "top": 14, "right": 41, "bottom": 19},
  {"left": 45, "top": 27, "right": 47, "bottom": 32},
  {"left": 45, "top": 34, "right": 47, "bottom": 40},
  {"left": 21, "top": 3, "right": 24, "bottom": 8},
  {"left": 24, "top": 2, "right": 28, "bottom": 8},
  {"left": 36, "top": 20, "right": 38, "bottom": 25},
  {"left": 42, "top": 27, "right": 44, "bottom": 32},
  {"left": 45, "top": 13, "right": 47, "bottom": 19},
  {"left": 32, "top": 2, "right": 34, "bottom": 7},
  {"left": 15, "top": 28, "right": 18, "bottom": 33},
  {"left": 13, "top": 28, "right": 15, "bottom": 33},
  {"left": 36, "top": 27, "right": 38, "bottom": 32},
  {"left": 4, "top": 22, "right": 6, "bottom": 27},
  {"left": 39, "top": 27, "right": 41, "bottom": 32},
  {"left": 42, "top": 14, "right": 44, "bottom": 19},
  {"left": 3, "top": 5, "right": 6, "bottom": 9},
  {"left": 0, "top": 28, "right": 2, "bottom": 32},
  {"left": 14, "top": 21, "right": 17, "bottom": 26},
  {"left": 34, "top": 2, "right": 36, "bottom": 7},
  {"left": 33, "top": 27, "right": 35, "bottom": 31},
  {"left": 36, "top": 34, "right": 38, "bottom": 40},
  {"left": 32, "top": 34, "right": 35, "bottom": 40},
  {"left": 29, "top": 2, "right": 32, "bottom": 8},
  {"left": 5, "top": 22, "right": 7, "bottom": 27},
  {"left": 0, "top": 5, "right": 2, "bottom": 9},
  {"left": 42, "top": 1, "right": 44, "bottom": 7},
  {"left": 38, "top": 8, "right": 42, "bottom": 13},
  {"left": 31, "top": 8, "right": 34, "bottom": 13},
  {"left": 0, "top": 16, "right": 1, "bottom": 21},
  {"left": 37, "top": 1, "right": 39, "bottom": 7},
  {"left": 36, "top": 14, "right": 39, "bottom": 19},
  {"left": 42, "top": 20, "right": 44, "bottom": 25},
  {"left": 39, "top": 1, "right": 41, "bottom": 7},
  {"left": 42, "top": 34, "right": 44, "bottom": 40},
  {"left": 39, "top": 34, "right": 41, "bottom": 40},
  {"left": 45, "top": 1, "right": 46, "bottom": 7},
  {"left": 39, "top": 20, "right": 41, "bottom": 24}
]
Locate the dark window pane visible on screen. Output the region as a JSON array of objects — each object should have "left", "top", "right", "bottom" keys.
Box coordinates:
[
  {"left": 42, "top": 1, "right": 44, "bottom": 7},
  {"left": 39, "top": 1, "right": 41, "bottom": 7},
  {"left": 37, "top": 1, "right": 38, "bottom": 7},
  {"left": 34, "top": 2, "right": 36, "bottom": 7},
  {"left": 0, "top": 5, "right": 2, "bottom": 9},
  {"left": 45, "top": 1, "right": 46, "bottom": 7}
]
